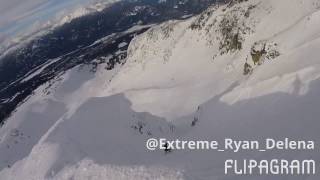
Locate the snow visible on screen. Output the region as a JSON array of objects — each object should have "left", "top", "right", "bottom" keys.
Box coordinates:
[
  {"left": 118, "top": 42, "right": 128, "bottom": 48},
  {"left": 103, "top": 0, "right": 320, "bottom": 119},
  {"left": 21, "top": 57, "right": 62, "bottom": 83},
  {"left": 1, "top": 0, "right": 320, "bottom": 179}
]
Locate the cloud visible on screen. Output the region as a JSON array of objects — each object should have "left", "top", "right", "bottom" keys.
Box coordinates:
[
  {"left": 0, "top": 32, "right": 5, "bottom": 43},
  {"left": 0, "top": 0, "right": 96, "bottom": 34},
  {"left": 0, "top": 0, "right": 80, "bottom": 51},
  {"left": 0, "top": 0, "right": 117, "bottom": 52},
  {"left": 0, "top": 0, "right": 49, "bottom": 31}
]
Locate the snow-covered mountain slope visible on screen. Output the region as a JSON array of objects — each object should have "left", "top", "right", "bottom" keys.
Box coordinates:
[
  {"left": 1, "top": 0, "right": 320, "bottom": 179},
  {"left": 105, "top": 0, "right": 320, "bottom": 119},
  {"left": 0, "top": 0, "right": 217, "bottom": 123}
]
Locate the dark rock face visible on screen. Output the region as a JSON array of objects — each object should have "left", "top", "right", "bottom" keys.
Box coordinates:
[{"left": 0, "top": 0, "right": 218, "bottom": 124}]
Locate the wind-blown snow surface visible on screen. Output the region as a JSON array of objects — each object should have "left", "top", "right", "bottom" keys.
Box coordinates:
[{"left": 1, "top": 0, "right": 320, "bottom": 179}]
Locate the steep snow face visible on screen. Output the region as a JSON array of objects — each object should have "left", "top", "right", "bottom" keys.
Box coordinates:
[
  {"left": 105, "top": 0, "right": 320, "bottom": 119},
  {"left": 1, "top": 0, "right": 320, "bottom": 179}
]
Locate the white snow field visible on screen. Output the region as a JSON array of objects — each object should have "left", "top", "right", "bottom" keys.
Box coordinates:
[{"left": 1, "top": 0, "right": 320, "bottom": 179}]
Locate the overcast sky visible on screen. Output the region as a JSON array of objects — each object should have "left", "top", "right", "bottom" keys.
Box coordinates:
[{"left": 0, "top": 0, "right": 93, "bottom": 39}]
